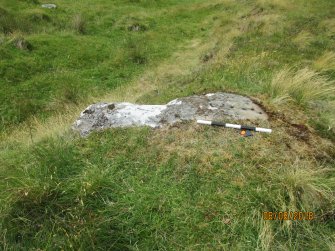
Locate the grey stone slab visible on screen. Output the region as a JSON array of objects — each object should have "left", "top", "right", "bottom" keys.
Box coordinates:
[
  {"left": 73, "top": 93, "right": 268, "bottom": 136},
  {"left": 41, "top": 4, "right": 57, "bottom": 9}
]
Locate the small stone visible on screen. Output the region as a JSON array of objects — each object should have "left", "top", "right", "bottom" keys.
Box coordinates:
[
  {"left": 41, "top": 4, "right": 57, "bottom": 9},
  {"left": 128, "top": 23, "right": 147, "bottom": 32},
  {"left": 13, "top": 38, "right": 32, "bottom": 51}
]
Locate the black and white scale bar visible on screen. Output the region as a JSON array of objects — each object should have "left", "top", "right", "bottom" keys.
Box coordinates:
[{"left": 197, "top": 120, "right": 272, "bottom": 133}]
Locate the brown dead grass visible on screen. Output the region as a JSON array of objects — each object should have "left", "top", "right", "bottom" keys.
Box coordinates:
[
  {"left": 266, "top": 67, "right": 335, "bottom": 105},
  {"left": 72, "top": 14, "right": 86, "bottom": 34},
  {"left": 258, "top": 219, "right": 274, "bottom": 251},
  {"left": 292, "top": 31, "right": 314, "bottom": 49},
  {"left": 314, "top": 51, "right": 335, "bottom": 72}
]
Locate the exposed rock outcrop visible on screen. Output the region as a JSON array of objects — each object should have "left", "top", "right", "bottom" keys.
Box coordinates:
[{"left": 73, "top": 93, "right": 268, "bottom": 136}]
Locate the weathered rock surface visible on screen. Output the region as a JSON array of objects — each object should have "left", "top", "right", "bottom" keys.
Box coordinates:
[
  {"left": 41, "top": 4, "right": 57, "bottom": 9},
  {"left": 73, "top": 93, "right": 268, "bottom": 136}
]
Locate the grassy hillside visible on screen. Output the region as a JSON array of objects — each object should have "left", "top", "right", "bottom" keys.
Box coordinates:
[
  {"left": 1, "top": 0, "right": 211, "bottom": 131},
  {"left": 1, "top": 0, "right": 335, "bottom": 250}
]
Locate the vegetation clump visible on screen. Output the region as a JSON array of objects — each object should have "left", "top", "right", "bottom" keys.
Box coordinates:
[
  {"left": 12, "top": 35, "right": 33, "bottom": 50},
  {"left": 265, "top": 67, "right": 335, "bottom": 106},
  {"left": 72, "top": 14, "right": 86, "bottom": 34}
]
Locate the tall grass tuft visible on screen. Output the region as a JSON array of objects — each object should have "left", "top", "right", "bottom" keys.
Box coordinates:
[
  {"left": 265, "top": 67, "right": 335, "bottom": 105},
  {"left": 125, "top": 37, "right": 148, "bottom": 65},
  {"left": 72, "top": 14, "right": 86, "bottom": 34},
  {"left": 0, "top": 7, "right": 17, "bottom": 34},
  {"left": 276, "top": 161, "right": 334, "bottom": 211},
  {"left": 314, "top": 51, "right": 335, "bottom": 72},
  {"left": 292, "top": 31, "right": 314, "bottom": 50},
  {"left": 0, "top": 7, "right": 33, "bottom": 34}
]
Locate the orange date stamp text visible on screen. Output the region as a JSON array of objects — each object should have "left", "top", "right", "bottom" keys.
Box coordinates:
[{"left": 263, "top": 211, "right": 315, "bottom": 220}]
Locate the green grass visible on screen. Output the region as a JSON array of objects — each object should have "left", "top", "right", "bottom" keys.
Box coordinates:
[
  {"left": 1, "top": 126, "right": 334, "bottom": 250},
  {"left": 0, "top": 0, "right": 212, "bottom": 130},
  {"left": 1, "top": 0, "right": 335, "bottom": 250}
]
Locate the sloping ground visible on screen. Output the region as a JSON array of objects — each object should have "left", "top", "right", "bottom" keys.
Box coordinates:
[{"left": 1, "top": 0, "right": 335, "bottom": 250}]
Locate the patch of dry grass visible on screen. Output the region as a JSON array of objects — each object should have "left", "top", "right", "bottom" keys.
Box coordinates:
[
  {"left": 0, "top": 106, "right": 82, "bottom": 147},
  {"left": 292, "top": 31, "right": 314, "bottom": 49},
  {"left": 257, "top": 218, "right": 274, "bottom": 251},
  {"left": 314, "top": 51, "right": 335, "bottom": 72},
  {"left": 265, "top": 67, "right": 335, "bottom": 105},
  {"left": 256, "top": 13, "right": 283, "bottom": 35},
  {"left": 275, "top": 161, "right": 334, "bottom": 211},
  {"left": 72, "top": 14, "right": 86, "bottom": 34}
]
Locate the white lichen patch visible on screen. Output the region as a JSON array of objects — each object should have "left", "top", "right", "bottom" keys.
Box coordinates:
[{"left": 167, "top": 99, "right": 183, "bottom": 105}]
